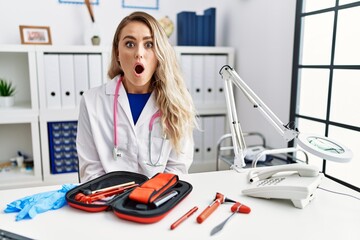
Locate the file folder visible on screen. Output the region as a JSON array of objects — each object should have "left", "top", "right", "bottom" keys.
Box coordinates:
[
  {"left": 44, "top": 54, "right": 61, "bottom": 109},
  {"left": 177, "top": 11, "right": 196, "bottom": 46},
  {"left": 193, "top": 117, "right": 203, "bottom": 162},
  {"left": 196, "top": 15, "right": 205, "bottom": 46},
  {"left": 191, "top": 55, "right": 204, "bottom": 104},
  {"left": 59, "top": 54, "right": 76, "bottom": 108},
  {"left": 215, "top": 55, "right": 228, "bottom": 105},
  {"left": 74, "top": 54, "right": 89, "bottom": 106},
  {"left": 204, "top": 8, "right": 216, "bottom": 46},
  {"left": 203, "top": 55, "right": 216, "bottom": 103},
  {"left": 88, "top": 54, "right": 103, "bottom": 88},
  {"left": 180, "top": 54, "right": 192, "bottom": 93},
  {"left": 214, "top": 115, "right": 226, "bottom": 152},
  {"left": 203, "top": 116, "right": 215, "bottom": 162}
]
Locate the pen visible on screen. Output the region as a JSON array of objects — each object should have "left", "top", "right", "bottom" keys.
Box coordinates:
[{"left": 170, "top": 206, "right": 198, "bottom": 230}]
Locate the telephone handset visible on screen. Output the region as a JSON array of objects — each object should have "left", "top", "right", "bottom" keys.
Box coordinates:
[{"left": 242, "top": 164, "right": 323, "bottom": 209}]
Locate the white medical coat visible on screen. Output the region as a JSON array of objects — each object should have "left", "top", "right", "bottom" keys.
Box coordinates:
[{"left": 77, "top": 76, "right": 194, "bottom": 182}]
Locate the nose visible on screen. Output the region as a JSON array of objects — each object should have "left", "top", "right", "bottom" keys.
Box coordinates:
[{"left": 135, "top": 45, "right": 144, "bottom": 59}]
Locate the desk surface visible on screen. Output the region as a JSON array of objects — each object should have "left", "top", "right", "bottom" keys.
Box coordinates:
[{"left": 0, "top": 170, "right": 359, "bottom": 240}]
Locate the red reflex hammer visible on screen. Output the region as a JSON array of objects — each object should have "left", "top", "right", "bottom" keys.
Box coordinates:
[{"left": 231, "top": 202, "right": 251, "bottom": 214}]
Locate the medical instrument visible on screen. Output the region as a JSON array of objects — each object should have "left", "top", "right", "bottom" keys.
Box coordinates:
[
  {"left": 210, "top": 202, "right": 251, "bottom": 236},
  {"left": 81, "top": 181, "right": 135, "bottom": 195},
  {"left": 75, "top": 183, "right": 138, "bottom": 204},
  {"left": 171, "top": 206, "right": 198, "bottom": 230},
  {"left": 152, "top": 190, "right": 178, "bottom": 208},
  {"left": 197, "top": 192, "right": 236, "bottom": 223},
  {"left": 219, "top": 65, "right": 353, "bottom": 170},
  {"left": 113, "top": 76, "right": 166, "bottom": 166}
]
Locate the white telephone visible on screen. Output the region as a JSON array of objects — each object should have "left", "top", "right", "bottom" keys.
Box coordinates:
[{"left": 242, "top": 164, "right": 323, "bottom": 209}]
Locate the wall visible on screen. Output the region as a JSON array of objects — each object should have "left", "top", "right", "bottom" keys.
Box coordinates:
[
  {"left": 224, "top": 0, "right": 297, "bottom": 149},
  {"left": 0, "top": 0, "right": 296, "bottom": 149}
]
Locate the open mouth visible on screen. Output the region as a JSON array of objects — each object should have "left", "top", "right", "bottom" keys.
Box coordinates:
[{"left": 135, "top": 64, "right": 144, "bottom": 74}]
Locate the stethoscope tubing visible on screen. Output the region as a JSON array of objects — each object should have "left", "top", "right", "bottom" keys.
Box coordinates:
[{"left": 113, "top": 76, "right": 165, "bottom": 166}]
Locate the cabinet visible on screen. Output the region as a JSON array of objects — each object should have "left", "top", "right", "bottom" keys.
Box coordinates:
[
  {"left": 0, "top": 45, "right": 42, "bottom": 189},
  {"left": 0, "top": 45, "right": 109, "bottom": 189},
  {"left": 0, "top": 45, "right": 233, "bottom": 189},
  {"left": 174, "top": 47, "right": 235, "bottom": 172},
  {"left": 36, "top": 46, "right": 109, "bottom": 186}
]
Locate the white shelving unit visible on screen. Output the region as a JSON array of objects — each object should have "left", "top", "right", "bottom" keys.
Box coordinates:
[
  {"left": 0, "top": 45, "right": 42, "bottom": 189},
  {"left": 174, "top": 46, "right": 235, "bottom": 172},
  {"left": 36, "top": 45, "right": 110, "bottom": 186},
  {"left": 0, "top": 45, "right": 234, "bottom": 189}
]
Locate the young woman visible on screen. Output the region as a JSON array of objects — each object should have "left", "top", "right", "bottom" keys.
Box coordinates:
[{"left": 77, "top": 11, "right": 197, "bottom": 182}]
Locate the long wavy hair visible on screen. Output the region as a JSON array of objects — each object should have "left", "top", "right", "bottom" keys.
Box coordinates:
[{"left": 108, "top": 11, "right": 197, "bottom": 152}]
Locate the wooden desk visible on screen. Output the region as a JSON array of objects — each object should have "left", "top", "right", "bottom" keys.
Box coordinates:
[{"left": 0, "top": 170, "right": 359, "bottom": 240}]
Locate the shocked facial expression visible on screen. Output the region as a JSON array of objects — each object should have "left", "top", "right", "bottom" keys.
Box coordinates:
[{"left": 117, "top": 21, "right": 158, "bottom": 93}]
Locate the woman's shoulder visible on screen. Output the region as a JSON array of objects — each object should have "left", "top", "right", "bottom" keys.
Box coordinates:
[{"left": 83, "top": 77, "right": 118, "bottom": 98}]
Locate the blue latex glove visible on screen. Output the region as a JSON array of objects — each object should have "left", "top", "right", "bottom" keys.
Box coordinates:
[{"left": 4, "top": 184, "right": 77, "bottom": 221}]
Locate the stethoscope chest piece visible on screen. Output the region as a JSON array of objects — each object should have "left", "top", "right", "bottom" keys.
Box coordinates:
[{"left": 113, "top": 146, "right": 122, "bottom": 160}]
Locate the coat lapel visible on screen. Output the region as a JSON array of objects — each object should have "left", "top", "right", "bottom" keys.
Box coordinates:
[
  {"left": 135, "top": 93, "right": 159, "bottom": 128},
  {"left": 105, "top": 76, "right": 159, "bottom": 129}
]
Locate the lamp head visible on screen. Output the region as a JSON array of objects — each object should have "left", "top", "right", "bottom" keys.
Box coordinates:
[{"left": 297, "top": 133, "right": 353, "bottom": 163}]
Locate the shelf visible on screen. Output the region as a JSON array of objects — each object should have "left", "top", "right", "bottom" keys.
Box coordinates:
[
  {"left": 0, "top": 44, "right": 35, "bottom": 52},
  {"left": 0, "top": 121, "right": 42, "bottom": 190},
  {"left": 196, "top": 104, "right": 228, "bottom": 116},
  {"left": 40, "top": 108, "right": 79, "bottom": 122},
  {"left": 174, "top": 46, "right": 235, "bottom": 55},
  {"left": 0, "top": 167, "right": 41, "bottom": 190},
  {"left": 0, "top": 102, "right": 38, "bottom": 123}
]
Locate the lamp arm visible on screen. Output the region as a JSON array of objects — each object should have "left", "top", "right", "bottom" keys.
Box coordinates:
[
  {"left": 219, "top": 65, "right": 299, "bottom": 169},
  {"left": 219, "top": 65, "right": 352, "bottom": 168}
]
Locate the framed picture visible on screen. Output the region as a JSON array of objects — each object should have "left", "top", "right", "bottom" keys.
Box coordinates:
[
  {"left": 58, "top": 0, "right": 99, "bottom": 5},
  {"left": 122, "top": 0, "right": 159, "bottom": 10},
  {"left": 19, "top": 25, "right": 52, "bottom": 45}
]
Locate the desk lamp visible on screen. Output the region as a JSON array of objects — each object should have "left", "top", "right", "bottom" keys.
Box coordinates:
[{"left": 219, "top": 65, "right": 353, "bottom": 171}]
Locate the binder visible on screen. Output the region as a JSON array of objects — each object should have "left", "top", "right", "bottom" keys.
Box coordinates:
[
  {"left": 203, "top": 116, "right": 215, "bottom": 163},
  {"left": 196, "top": 15, "right": 205, "bottom": 46},
  {"left": 180, "top": 54, "right": 192, "bottom": 93},
  {"left": 203, "top": 55, "right": 216, "bottom": 103},
  {"left": 202, "top": 14, "right": 211, "bottom": 46},
  {"left": 193, "top": 117, "right": 204, "bottom": 162},
  {"left": 191, "top": 55, "right": 204, "bottom": 104},
  {"left": 59, "top": 54, "right": 76, "bottom": 108},
  {"left": 177, "top": 11, "right": 196, "bottom": 46},
  {"left": 204, "top": 8, "right": 216, "bottom": 46},
  {"left": 44, "top": 54, "right": 61, "bottom": 109},
  {"left": 74, "top": 54, "right": 89, "bottom": 106},
  {"left": 215, "top": 55, "right": 228, "bottom": 105},
  {"left": 177, "top": 11, "right": 189, "bottom": 46},
  {"left": 214, "top": 116, "right": 226, "bottom": 152},
  {"left": 88, "top": 54, "right": 103, "bottom": 88}
]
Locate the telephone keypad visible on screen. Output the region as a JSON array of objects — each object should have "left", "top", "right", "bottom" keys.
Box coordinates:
[{"left": 257, "top": 177, "right": 285, "bottom": 187}]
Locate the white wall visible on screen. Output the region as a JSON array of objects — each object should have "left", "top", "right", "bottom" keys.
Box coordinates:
[
  {"left": 224, "top": 0, "right": 297, "bottom": 149},
  {"left": 0, "top": 0, "right": 296, "bottom": 148}
]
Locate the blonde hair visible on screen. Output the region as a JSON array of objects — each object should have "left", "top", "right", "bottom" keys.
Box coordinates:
[{"left": 108, "top": 11, "right": 197, "bottom": 152}]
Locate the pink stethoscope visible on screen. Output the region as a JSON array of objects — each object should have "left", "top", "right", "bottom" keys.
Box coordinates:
[{"left": 112, "top": 76, "right": 166, "bottom": 166}]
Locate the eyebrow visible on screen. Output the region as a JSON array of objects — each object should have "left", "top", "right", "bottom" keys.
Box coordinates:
[{"left": 122, "top": 35, "right": 153, "bottom": 41}]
